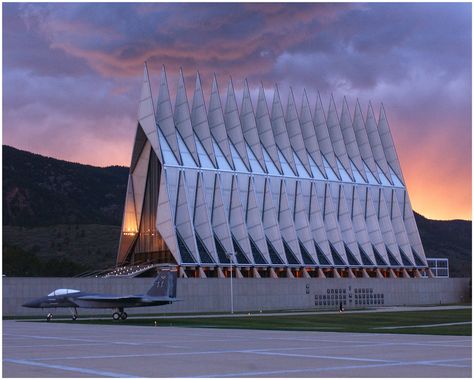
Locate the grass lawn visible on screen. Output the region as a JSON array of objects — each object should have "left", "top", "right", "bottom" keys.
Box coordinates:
[{"left": 34, "top": 308, "right": 471, "bottom": 336}]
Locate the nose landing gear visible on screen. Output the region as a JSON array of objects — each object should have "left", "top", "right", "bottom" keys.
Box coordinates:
[{"left": 46, "top": 313, "right": 53, "bottom": 322}]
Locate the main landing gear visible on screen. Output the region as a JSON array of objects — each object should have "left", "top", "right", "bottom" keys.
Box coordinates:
[
  {"left": 112, "top": 308, "right": 127, "bottom": 321},
  {"left": 69, "top": 307, "right": 78, "bottom": 321},
  {"left": 46, "top": 313, "right": 53, "bottom": 322}
]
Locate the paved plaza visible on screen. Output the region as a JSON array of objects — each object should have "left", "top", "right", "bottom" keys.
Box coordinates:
[{"left": 3, "top": 320, "right": 471, "bottom": 377}]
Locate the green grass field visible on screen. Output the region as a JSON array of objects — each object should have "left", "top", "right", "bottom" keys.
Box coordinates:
[{"left": 33, "top": 309, "right": 471, "bottom": 336}]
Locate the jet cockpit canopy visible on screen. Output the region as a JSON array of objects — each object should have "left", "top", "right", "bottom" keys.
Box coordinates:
[{"left": 48, "top": 289, "right": 80, "bottom": 297}]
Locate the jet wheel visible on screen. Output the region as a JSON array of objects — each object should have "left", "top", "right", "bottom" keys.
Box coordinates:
[
  {"left": 72, "top": 315, "right": 77, "bottom": 321},
  {"left": 46, "top": 313, "right": 53, "bottom": 322},
  {"left": 112, "top": 312, "right": 121, "bottom": 321},
  {"left": 120, "top": 312, "right": 128, "bottom": 320}
]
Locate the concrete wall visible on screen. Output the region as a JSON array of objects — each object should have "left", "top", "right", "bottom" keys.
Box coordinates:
[{"left": 3, "top": 277, "right": 470, "bottom": 317}]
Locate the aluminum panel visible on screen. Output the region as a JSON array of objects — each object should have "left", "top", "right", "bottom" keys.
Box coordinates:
[
  {"left": 326, "top": 96, "right": 354, "bottom": 180},
  {"left": 174, "top": 69, "right": 200, "bottom": 166},
  {"left": 255, "top": 86, "right": 282, "bottom": 173},
  {"left": 208, "top": 75, "right": 234, "bottom": 169},
  {"left": 270, "top": 86, "right": 298, "bottom": 174},
  {"left": 155, "top": 66, "right": 181, "bottom": 165},
  {"left": 191, "top": 72, "right": 217, "bottom": 167},
  {"left": 285, "top": 89, "right": 312, "bottom": 176},
  {"left": 240, "top": 80, "right": 267, "bottom": 171},
  {"left": 312, "top": 93, "right": 340, "bottom": 178},
  {"left": 224, "top": 80, "right": 251, "bottom": 171}
]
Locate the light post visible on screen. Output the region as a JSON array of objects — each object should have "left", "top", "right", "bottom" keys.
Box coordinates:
[{"left": 226, "top": 252, "right": 235, "bottom": 314}]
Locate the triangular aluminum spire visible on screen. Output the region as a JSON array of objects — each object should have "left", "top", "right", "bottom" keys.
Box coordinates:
[
  {"left": 285, "top": 88, "right": 313, "bottom": 176},
  {"left": 191, "top": 72, "right": 217, "bottom": 168},
  {"left": 307, "top": 182, "right": 333, "bottom": 264},
  {"left": 240, "top": 80, "right": 267, "bottom": 172},
  {"left": 383, "top": 187, "right": 416, "bottom": 265},
  {"left": 292, "top": 180, "right": 319, "bottom": 264},
  {"left": 224, "top": 78, "right": 251, "bottom": 171},
  {"left": 164, "top": 166, "right": 179, "bottom": 221},
  {"left": 395, "top": 188, "right": 427, "bottom": 265},
  {"left": 269, "top": 178, "right": 303, "bottom": 264},
  {"left": 245, "top": 176, "right": 271, "bottom": 263},
  {"left": 130, "top": 124, "right": 149, "bottom": 172},
  {"left": 352, "top": 99, "right": 380, "bottom": 182},
  {"left": 184, "top": 170, "right": 198, "bottom": 217},
  {"left": 155, "top": 66, "right": 181, "bottom": 165},
  {"left": 136, "top": 63, "right": 163, "bottom": 164},
  {"left": 193, "top": 173, "right": 219, "bottom": 263},
  {"left": 208, "top": 75, "right": 234, "bottom": 169},
  {"left": 300, "top": 89, "right": 326, "bottom": 177},
  {"left": 270, "top": 85, "right": 298, "bottom": 175},
  {"left": 255, "top": 85, "right": 283, "bottom": 173},
  {"left": 174, "top": 68, "right": 200, "bottom": 166},
  {"left": 326, "top": 95, "right": 354, "bottom": 181},
  {"left": 377, "top": 104, "right": 405, "bottom": 184},
  {"left": 201, "top": 171, "right": 216, "bottom": 218},
  {"left": 317, "top": 182, "right": 348, "bottom": 264},
  {"left": 312, "top": 92, "right": 340, "bottom": 178},
  {"left": 261, "top": 177, "right": 287, "bottom": 264},
  {"left": 298, "top": 181, "right": 332, "bottom": 265},
  {"left": 155, "top": 163, "right": 180, "bottom": 264},
  {"left": 229, "top": 175, "right": 253, "bottom": 263},
  {"left": 211, "top": 174, "right": 235, "bottom": 261},
  {"left": 331, "top": 183, "right": 363, "bottom": 264},
  {"left": 365, "top": 102, "right": 393, "bottom": 183},
  {"left": 340, "top": 97, "right": 367, "bottom": 181},
  {"left": 175, "top": 170, "right": 200, "bottom": 264},
  {"left": 370, "top": 186, "right": 403, "bottom": 265},
  {"left": 356, "top": 186, "right": 390, "bottom": 264},
  {"left": 343, "top": 184, "right": 376, "bottom": 264}
]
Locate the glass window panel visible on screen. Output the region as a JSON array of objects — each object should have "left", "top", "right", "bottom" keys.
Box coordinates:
[
  {"left": 212, "top": 139, "right": 232, "bottom": 171},
  {"left": 230, "top": 142, "right": 249, "bottom": 172},
  {"left": 176, "top": 132, "right": 197, "bottom": 167},
  {"left": 157, "top": 127, "right": 179, "bottom": 166},
  {"left": 277, "top": 149, "right": 296, "bottom": 177},
  {"left": 350, "top": 160, "right": 366, "bottom": 184},
  {"left": 246, "top": 144, "right": 265, "bottom": 174},
  {"left": 376, "top": 163, "right": 392, "bottom": 186},
  {"left": 363, "top": 161, "right": 379, "bottom": 185},
  {"left": 337, "top": 158, "right": 353, "bottom": 182},
  {"left": 322, "top": 155, "right": 338, "bottom": 181},
  {"left": 308, "top": 154, "right": 325, "bottom": 180},
  {"left": 194, "top": 133, "right": 215, "bottom": 169},
  {"left": 262, "top": 147, "right": 281, "bottom": 175},
  {"left": 293, "top": 151, "right": 311, "bottom": 178},
  {"left": 389, "top": 166, "right": 404, "bottom": 188}
]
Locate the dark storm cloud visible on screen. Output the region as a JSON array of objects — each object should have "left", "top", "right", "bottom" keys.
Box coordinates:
[{"left": 2, "top": 3, "right": 471, "bottom": 219}]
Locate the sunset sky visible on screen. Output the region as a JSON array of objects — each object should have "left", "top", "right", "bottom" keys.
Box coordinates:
[{"left": 3, "top": 3, "right": 471, "bottom": 221}]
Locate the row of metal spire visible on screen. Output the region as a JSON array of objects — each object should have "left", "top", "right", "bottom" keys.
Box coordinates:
[{"left": 142, "top": 64, "right": 404, "bottom": 189}]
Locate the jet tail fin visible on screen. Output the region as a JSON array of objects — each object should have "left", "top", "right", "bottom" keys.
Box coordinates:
[{"left": 146, "top": 267, "right": 177, "bottom": 298}]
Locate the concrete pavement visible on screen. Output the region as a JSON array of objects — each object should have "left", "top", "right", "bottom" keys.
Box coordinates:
[{"left": 3, "top": 320, "right": 471, "bottom": 377}]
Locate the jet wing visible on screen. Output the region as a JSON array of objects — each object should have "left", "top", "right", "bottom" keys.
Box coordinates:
[{"left": 76, "top": 295, "right": 144, "bottom": 302}]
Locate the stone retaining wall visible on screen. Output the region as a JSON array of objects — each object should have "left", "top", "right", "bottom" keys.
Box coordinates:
[{"left": 3, "top": 277, "right": 469, "bottom": 317}]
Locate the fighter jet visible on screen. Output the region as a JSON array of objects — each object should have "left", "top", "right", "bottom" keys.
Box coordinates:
[{"left": 23, "top": 267, "right": 178, "bottom": 321}]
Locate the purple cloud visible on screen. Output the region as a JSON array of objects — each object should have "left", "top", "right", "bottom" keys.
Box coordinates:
[{"left": 2, "top": 3, "right": 471, "bottom": 219}]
